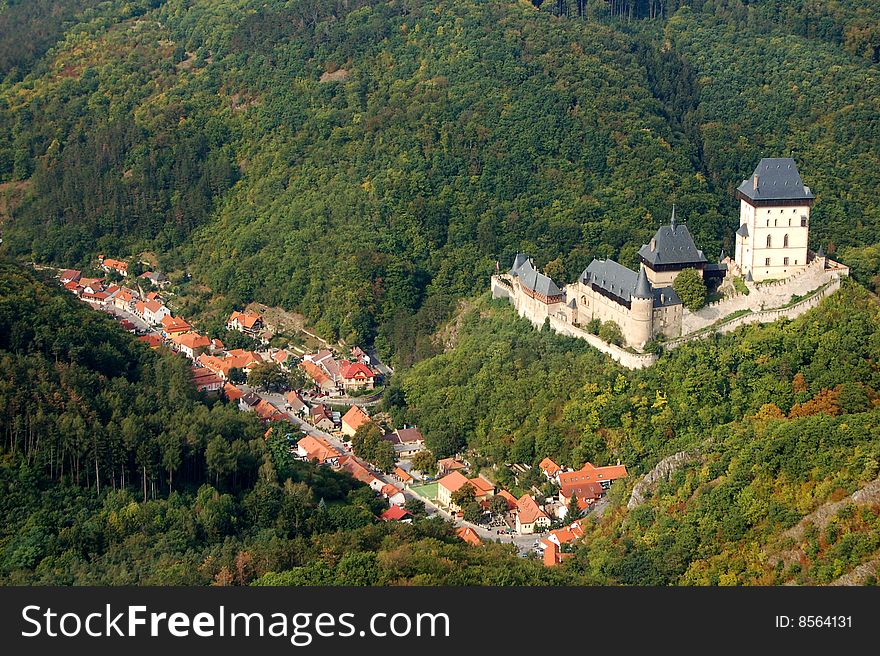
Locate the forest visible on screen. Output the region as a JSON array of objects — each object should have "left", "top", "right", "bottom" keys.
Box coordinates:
[{"left": 0, "top": 0, "right": 878, "bottom": 365}]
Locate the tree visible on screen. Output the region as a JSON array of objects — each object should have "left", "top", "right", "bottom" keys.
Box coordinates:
[
  {"left": 247, "top": 362, "right": 289, "bottom": 393},
  {"left": 598, "top": 320, "right": 623, "bottom": 346},
  {"left": 566, "top": 492, "right": 581, "bottom": 520},
  {"left": 463, "top": 501, "right": 483, "bottom": 524},
  {"left": 673, "top": 268, "right": 707, "bottom": 311},
  {"left": 489, "top": 495, "right": 510, "bottom": 516},
  {"left": 404, "top": 497, "right": 426, "bottom": 518},
  {"left": 586, "top": 318, "right": 601, "bottom": 334},
  {"left": 228, "top": 367, "right": 246, "bottom": 385},
  {"left": 352, "top": 422, "right": 396, "bottom": 473},
  {"left": 410, "top": 449, "right": 437, "bottom": 474},
  {"left": 206, "top": 436, "right": 234, "bottom": 487},
  {"left": 451, "top": 483, "right": 476, "bottom": 509}
]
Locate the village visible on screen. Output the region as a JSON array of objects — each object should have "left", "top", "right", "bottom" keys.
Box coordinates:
[{"left": 52, "top": 255, "right": 629, "bottom": 566}]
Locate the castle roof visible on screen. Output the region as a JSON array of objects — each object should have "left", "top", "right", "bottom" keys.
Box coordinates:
[
  {"left": 583, "top": 259, "right": 680, "bottom": 308},
  {"left": 511, "top": 255, "right": 562, "bottom": 298},
  {"left": 638, "top": 209, "right": 708, "bottom": 268},
  {"left": 736, "top": 158, "right": 814, "bottom": 203},
  {"left": 633, "top": 267, "right": 652, "bottom": 299}
]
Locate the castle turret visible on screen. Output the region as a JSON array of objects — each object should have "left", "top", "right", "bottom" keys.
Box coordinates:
[{"left": 629, "top": 267, "right": 654, "bottom": 348}]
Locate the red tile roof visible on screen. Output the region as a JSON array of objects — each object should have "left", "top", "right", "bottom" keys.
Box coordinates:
[
  {"left": 298, "top": 435, "right": 338, "bottom": 463},
  {"left": 102, "top": 258, "right": 128, "bottom": 272},
  {"left": 341, "top": 405, "right": 371, "bottom": 432},
  {"left": 380, "top": 506, "right": 412, "bottom": 522},
  {"left": 456, "top": 526, "right": 483, "bottom": 546},
  {"left": 438, "top": 471, "right": 470, "bottom": 494},
  {"left": 228, "top": 310, "right": 262, "bottom": 329},
  {"left": 137, "top": 334, "right": 163, "bottom": 348},
  {"left": 341, "top": 361, "right": 374, "bottom": 380},
  {"left": 496, "top": 490, "right": 519, "bottom": 511},
  {"left": 469, "top": 476, "right": 495, "bottom": 497},
  {"left": 161, "top": 315, "right": 191, "bottom": 334},
  {"left": 516, "top": 494, "right": 548, "bottom": 525},
  {"left": 558, "top": 462, "right": 628, "bottom": 488},
  {"left": 539, "top": 457, "right": 562, "bottom": 476},
  {"left": 171, "top": 331, "right": 211, "bottom": 349},
  {"left": 394, "top": 467, "right": 413, "bottom": 483},
  {"left": 223, "top": 383, "right": 243, "bottom": 401},
  {"left": 301, "top": 360, "right": 333, "bottom": 388}
]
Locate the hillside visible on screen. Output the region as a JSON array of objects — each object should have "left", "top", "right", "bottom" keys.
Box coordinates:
[
  {"left": 388, "top": 281, "right": 880, "bottom": 583},
  {"left": 0, "top": 1, "right": 878, "bottom": 364},
  {"left": 0, "top": 261, "right": 570, "bottom": 585}
]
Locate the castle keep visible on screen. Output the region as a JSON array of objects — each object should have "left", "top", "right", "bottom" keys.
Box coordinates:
[{"left": 491, "top": 158, "right": 849, "bottom": 363}]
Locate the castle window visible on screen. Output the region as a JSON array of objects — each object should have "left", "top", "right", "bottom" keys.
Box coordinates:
[
  {"left": 784, "top": 257, "right": 789, "bottom": 266},
  {"left": 766, "top": 234, "right": 772, "bottom": 248},
  {"left": 774, "top": 219, "right": 778, "bottom": 226},
  {"left": 801, "top": 216, "right": 808, "bottom": 227},
  {"left": 765, "top": 258, "right": 771, "bottom": 266},
  {"left": 783, "top": 234, "right": 789, "bottom": 248}
]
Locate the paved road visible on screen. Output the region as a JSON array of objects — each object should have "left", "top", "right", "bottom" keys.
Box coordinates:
[{"left": 241, "top": 385, "right": 547, "bottom": 555}]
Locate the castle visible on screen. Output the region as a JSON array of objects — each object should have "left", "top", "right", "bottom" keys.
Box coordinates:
[{"left": 492, "top": 158, "right": 849, "bottom": 361}]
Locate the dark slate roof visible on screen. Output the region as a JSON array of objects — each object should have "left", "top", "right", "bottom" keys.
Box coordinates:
[
  {"left": 509, "top": 253, "right": 528, "bottom": 276},
  {"left": 633, "top": 267, "right": 652, "bottom": 298},
  {"left": 736, "top": 224, "right": 749, "bottom": 238},
  {"left": 513, "top": 257, "right": 562, "bottom": 298},
  {"left": 584, "top": 259, "right": 681, "bottom": 308},
  {"left": 651, "top": 286, "right": 681, "bottom": 308},
  {"left": 639, "top": 219, "right": 708, "bottom": 267},
  {"left": 736, "top": 158, "right": 814, "bottom": 202}
]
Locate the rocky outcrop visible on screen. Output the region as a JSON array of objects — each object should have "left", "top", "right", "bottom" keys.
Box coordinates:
[
  {"left": 627, "top": 451, "right": 699, "bottom": 509},
  {"left": 829, "top": 557, "right": 880, "bottom": 586}
]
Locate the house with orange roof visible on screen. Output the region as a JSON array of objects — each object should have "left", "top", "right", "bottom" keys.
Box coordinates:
[
  {"left": 393, "top": 467, "right": 413, "bottom": 485},
  {"left": 63, "top": 280, "right": 81, "bottom": 293},
  {"left": 539, "top": 457, "right": 563, "bottom": 482},
  {"left": 78, "top": 277, "right": 104, "bottom": 291},
  {"left": 339, "top": 361, "right": 376, "bottom": 392},
  {"left": 112, "top": 288, "right": 137, "bottom": 311},
  {"left": 227, "top": 310, "right": 264, "bottom": 335},
  {"left": 59, "top": 269, "right": 81, "bottom": 284},
  {"left": 542, "top": 541, "right": 574, "bottom": 567},
  {"left": 191, "top": 367, "right": 223, "bottom": 393},
  {"left": 437, "top": 471, "right": 471, "bottom": 511},
  {"left": 272, "top": 349, "right": 294, "bottom": 371},
  {"left": 137, "top": 334, "right": 163, "bottom": 349},
  {"left": 341, "top": 405, "right": 371, "bottom": 438},
  {"left": 81, "top": 288, "right": 109, "bottom": 305},
  {"left": 557, "top": 461, "right": 628, "bottom": 512},
  {"left": 171, "top": 332, "right": 212, "bottom": 359},
  {"left": 469, "top": 475, "right": 495, "bottom": 499},
  {"left": 437, "top": 457, "right": 467, "bottom": 476},
  {"left": 380, "top": 483, "right": 406, "bottom": 506},
  {"left": 100, "top": 258, "right": 129, "bottom": 276},
  {"left": 296, "top": 435, "right": 339, "bottom": 465},
  {"left": 254, "top": 398, "right": 286, "bottom": 423},
  {"left": 337, "top": 455, "right": 382, "bottom": 490},
  {"left": 515, "top": 494, "right": 551, "bottom": 535},
  {"left": 300, "top": 360, "right": 336, "bottom": 393},
  {"left": 285, "top": 391, "right": 308, "bottom": 417},
  {"left": 161, "top": 315, "right": 191, "bottom": 337},
  {"left": 140, "top": 299, "right": 171, "bottom": 326},
  {"left": 223, "top": 383, "right": 243, "bottom": 402},
  {"left": 456, "top": 526, "right": 483, "bottom": 546},
  {"left": 494, "top": 490, "right": 519, "bottom": 512}
]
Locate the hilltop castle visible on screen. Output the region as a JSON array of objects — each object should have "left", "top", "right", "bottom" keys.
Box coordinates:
[{"left": 492, "top": 158, "right": 849, "bottom": 363}]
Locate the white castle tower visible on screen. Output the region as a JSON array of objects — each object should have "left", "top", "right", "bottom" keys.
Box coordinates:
[{"left": 734, "top": 158, "right": 814, "bottom": 282}]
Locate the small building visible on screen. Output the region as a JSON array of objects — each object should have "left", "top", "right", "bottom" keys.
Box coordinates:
[
  {"left": 285, "top": 391, "right": 308, "bottom": 417},
  {"left": 456, "top": 526, "right": 483, "bottom": 546},
  {"left": 160, "top": 315, "right": 192, "bottom": 338},
  {"left": 339, "top": 361, "right": 376, "bottom": 392},
  {"left": 297, "top": 435, "right": 339, "bottom": 465},
  {"left": 191, "top": 367, "right": 223, "bottom": 393},
  {"left": 100, "top": 258, "right": 129, "bottom": 277},
  {"left": 139, "top": 299, "right": 171, "bottom": 326},
  {"left": 139, "top": 271, "right": 169, "bottom": 288},
  {"left": 310, "top": 404, "right": 336, "bottom": 432},
  {"left": 171, "top": 332, "right": 211, "bottom": 359},
  {"left": 112, "top": 288, "right": 137, "bottom": 311},
  {"left": 380, "top": 506, "right": 412, "bottom": 523},
  {"left": 437, "top": 457, "right": 467, "bottom": 476},
  {"left": 59, "top": 269, "right": 81, "bottom": 284},
  {"left": 300, "top": 360, "right": 336, "bottom": 393},
  {"left": 341, "top": 405, "right": 371, "bottom": 438},
  {"left": 515, "top": 494, "right": 551, "bottom": 535},
  {"left": 223, "top": 383, "right": 243, "bottom": 403},
  {"left": 239, "top": 392, "right": 261, "bottom": 412},
  {"left": 539, "top": 457, "right": 563, "bottom": 482},
  {"left": 227, "top": 310, "right": 264, "bottom": 335},
  {"left": 385, "top": 427, "right": 425, "bottom": 458},
  {"left": 137, "top": 334, "right": 163, "bottom": 349},
  {"left": 380, "top": 483, "right": 407, "bottom": 506},
  {"left": 393, "top": 467, "right": 414, "bottom": 485}
]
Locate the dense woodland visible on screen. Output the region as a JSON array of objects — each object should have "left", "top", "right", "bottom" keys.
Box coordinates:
[
  {"left": 0, "top": 0, "right": 878, "bottom": 364},
  {"left": 0, "top": 0, "right": 879, "bottom": 585}
]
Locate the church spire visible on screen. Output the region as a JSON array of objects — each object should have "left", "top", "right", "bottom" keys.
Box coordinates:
[{"left": 670, "top": 204, "right": 676, "bottom": 229}]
